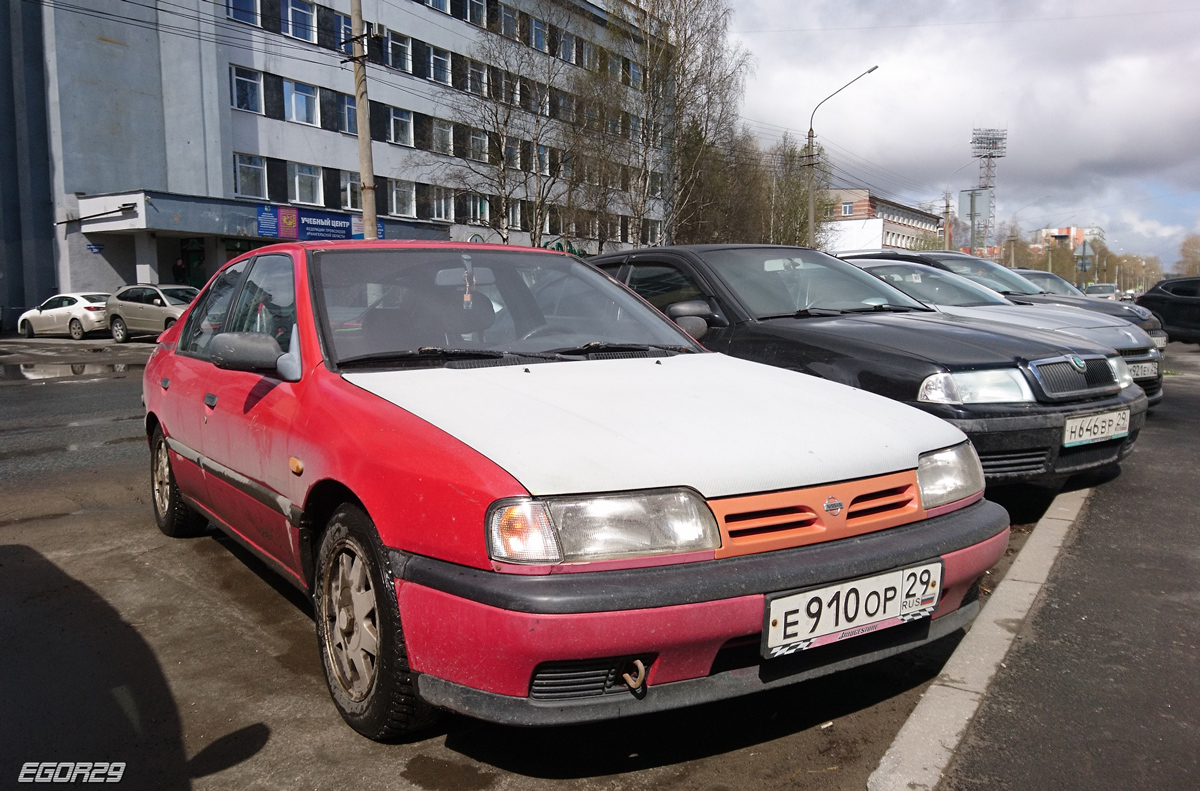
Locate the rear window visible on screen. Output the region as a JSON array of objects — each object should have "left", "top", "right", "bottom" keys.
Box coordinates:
[{"left": 82, "top": 294, "right": 110, "bottom": 303}]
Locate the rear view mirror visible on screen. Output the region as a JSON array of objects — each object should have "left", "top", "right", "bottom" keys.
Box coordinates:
[{"left": 435, "top": 267, "right": 496, "bottom": 286}]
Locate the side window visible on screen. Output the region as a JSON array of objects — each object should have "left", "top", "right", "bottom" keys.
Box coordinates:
[
  {"left": 120, "top": 288, "right": 145, "bottom": 303},
  {"left": 226, "top": 255, "right": 297, "bottom": 352},
  {"left": 42, "top": 297, "right": 64, "bottom": 310},
  {"left": 627, "top": 264, "right": 704, "bottom": 310},
  {"left": 1167, "top": 279, "right": 1200, "bottom": 298},
  {"left": 61, "top": 297, "right": 78, "bottom": 307},
  {"left": 179, "top": 262, "right": 249, "bottom": 356}
]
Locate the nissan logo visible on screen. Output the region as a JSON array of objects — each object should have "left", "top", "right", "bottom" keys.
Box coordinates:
[{"left": 823, "top": 496, "right": 844, "bottom": 516}]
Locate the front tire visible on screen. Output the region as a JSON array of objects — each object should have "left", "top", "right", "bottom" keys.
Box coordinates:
[
  {"left": 19, "top": 321, "right": 34, "bottom": 338},
  {"left": 69, "top": 319, "right": 85, "bottom": 340},
  {"left": 111, "top": 316, "right": 129, "bottom": 343},
  {"left": 150, "top": 426, "right": 208, "bottom": 538},
  {"left": 315, "top": 504, "right": 436, "bottom": 740}
]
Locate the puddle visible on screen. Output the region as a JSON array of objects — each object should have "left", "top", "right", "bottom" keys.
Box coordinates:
[{"left": 1, "top": 363, "right": 144, "bottom": 381}]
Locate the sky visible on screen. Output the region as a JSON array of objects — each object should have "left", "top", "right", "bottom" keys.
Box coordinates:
[{"left": 729, "top": 0, "right": 1200, "bottom": 265}]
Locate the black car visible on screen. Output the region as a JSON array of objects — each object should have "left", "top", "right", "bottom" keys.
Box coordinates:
[
  {"left": 838, "top": 250, "right": 1167, "bottom": 347},
  {"left": 591, "top": 245, "right": 1148, "bottom": 484},
  {"left": 1137, "top": 277, "right": 1200, "bottom": 344}
]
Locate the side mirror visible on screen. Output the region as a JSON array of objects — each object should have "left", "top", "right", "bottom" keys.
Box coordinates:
[
  {"left": 674, "top": 316, "right": 708, "bottom": 341},
  {"left": 153, "top": 298, "right": 163, "bottom": 306},
  {"left": 665, "top": 300, "right": 716, "bottom": 342},
  {"left": 209, "top": 333, "right": 284, "bottom": 374}
]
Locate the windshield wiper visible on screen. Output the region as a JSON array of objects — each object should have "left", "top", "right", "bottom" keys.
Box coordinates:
[
  {"left": 339, "top": 347, "right": 558, "bottom": 367},
  {"left": 758, "top": 308, "right": 844, "bottom": 320},
  {"left": 840, "top": 304, "right": 924, "bottom": 313},
  {"left": 545, "top": 341, "right": 694, "bottom": 356}
]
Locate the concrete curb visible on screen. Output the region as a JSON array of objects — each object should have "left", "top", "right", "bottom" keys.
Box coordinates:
[{"left": 866, "top": 487, "right": 1091, "bottom": 791}]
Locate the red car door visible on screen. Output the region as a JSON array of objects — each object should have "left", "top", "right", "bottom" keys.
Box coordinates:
[{"left": 199, "top": 253, "right": 305, "bottom": 581}]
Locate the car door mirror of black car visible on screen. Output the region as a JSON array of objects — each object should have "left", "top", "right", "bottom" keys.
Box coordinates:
[
  {"left": 209, "top": 332, "right": 301, "bottom": 382},
  {"left": 674, "top": 315, "right": 709, "bottom": 341},
  {"left": 665, "top": 300, "right": 720, "bottom": 342}
]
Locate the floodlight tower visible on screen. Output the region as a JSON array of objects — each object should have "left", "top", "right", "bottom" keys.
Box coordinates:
[{"left": 970, "top": 128, "right": 1007, "bottom": 257}]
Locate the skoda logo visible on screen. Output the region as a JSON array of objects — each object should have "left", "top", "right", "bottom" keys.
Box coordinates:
[
  {"left": 1070, "top": 356, "right": 1087, "bottom": 373},
  {"left": 823, "top": 496, "right": 844, "bottom": 516}
]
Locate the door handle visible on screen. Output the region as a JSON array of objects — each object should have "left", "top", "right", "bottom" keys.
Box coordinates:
[
  {"left": 204, "top": 393, "right": 218, "bottom": 408},
  {"left": 160, "top": 377, "right": 170, "bottom": 390}
]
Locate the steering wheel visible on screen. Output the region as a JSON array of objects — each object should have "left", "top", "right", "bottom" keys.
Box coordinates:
[{"left": 518, "top": 323, "right": 555, "bottom": 341}]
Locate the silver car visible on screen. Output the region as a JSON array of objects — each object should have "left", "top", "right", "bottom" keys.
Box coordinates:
[
  {"left": 107, "top": 284, "right": 199, "bottom": 343},
  {"left": 17, "top": 293, "right": 112, "bottom": 339},
  {"left": 858, "top": 260, "right": 1165, "bottom": 406}
]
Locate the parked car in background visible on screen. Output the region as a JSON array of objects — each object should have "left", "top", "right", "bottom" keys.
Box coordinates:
[
  {"left": 107, "top": 284, "right": 199, "bottom": 342},
  {"left": 17, "top": 293, "right": 111, "bottom": 339},
  {"left": 144, "top": 241, "right": 1009, "bottom": 738},
  {"left": 592, "top": 245, "right": 1147, "bottom": 484},
  {"left": 1084, "top": 283, "right": 1123, "bottom": 301},
  {"left": 855, "top": 260, "right": 1164, "bottom": 406},
  {"left": 1015, "top": 269, "right": 1085, "bottom": 298},
  {"left": 1138, "top": 277, "right": 1200, "bottom": 344}
]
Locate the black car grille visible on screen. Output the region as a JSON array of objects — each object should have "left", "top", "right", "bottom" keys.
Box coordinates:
[
  {"left": 1142, "top": 381, "right": 1162, "bottom": 397},
  {"left": 977, "top": 449, "right": 1050, "bottom": 476},
  {"left": 1030, "top": 356, "right": 1117, "bottom": 399},
  {"left": 529, "top": 657, "right": 650, "bottom": 700},
  {"left": 1053, "top": 434, "right": 1135, "bottom": 473},
  {"left": 1115, "top": 348, "right": 1153, "bottom": 358}
]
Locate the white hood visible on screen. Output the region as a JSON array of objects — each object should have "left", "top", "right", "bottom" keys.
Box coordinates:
[
  {"left": 937, "top": 305, "right": 1153, "bottom": 351},
  {"left": 344, "top": 353, "right": 964, "bottom": 498}
]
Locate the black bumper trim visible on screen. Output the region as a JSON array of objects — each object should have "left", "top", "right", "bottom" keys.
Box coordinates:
[
  {"left": 414, "top": 601, "right": 978, "bottom": 726},
  {"left": 389, "top": 499, "right": 1008, "bottom": 615}
]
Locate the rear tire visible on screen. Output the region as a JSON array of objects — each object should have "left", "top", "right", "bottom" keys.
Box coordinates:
[
  {"left": 111, "top": 316, "right": 129, "bottom": 343},
  {"left": 19, "top": 321, "right": 34, "bottom": 338},
  {"left": 150, "top": 426, "right": 208, "bottom": 538},
  {"left": 315, "top": 504, "right": 437, "bottom": 740},
  {"left": 69, "top": 319, "right": 85, "bottom": 340},
  {"left": 165, "top": 318, "right": 176, "bottom": 331}
]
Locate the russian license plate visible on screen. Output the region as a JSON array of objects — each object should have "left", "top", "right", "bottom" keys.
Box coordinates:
[
  {"left": 1063, "top": 409, "right": 1130, "bottom": 447},
  {"left": 763, "top": 562, "right": 942, "bottom": 658},
  {"left": 1152, "top": 335, "right": 1167, "bottom": 350},
  {"left": 1128, "top": 361, "right": 1158, "bottom": 379}
]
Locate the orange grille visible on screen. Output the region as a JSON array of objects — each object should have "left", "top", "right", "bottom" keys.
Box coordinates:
[{"left": 707, "top": 470, "right": 924, "bottom": 558}]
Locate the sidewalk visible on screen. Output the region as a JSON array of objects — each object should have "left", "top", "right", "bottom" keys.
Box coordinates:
[{"left": 940, "top": 346, "right": 1200, "bottom": 790}]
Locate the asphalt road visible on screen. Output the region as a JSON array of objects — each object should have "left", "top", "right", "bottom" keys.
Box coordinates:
[
  {"left": 0, "top": 334, "right": 1177, "bottom": 791},
  {"left": 941, "top": 343, "right": 1200, "bottom": 790}
]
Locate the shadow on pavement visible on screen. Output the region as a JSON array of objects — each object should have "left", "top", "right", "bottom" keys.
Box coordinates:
[
  {"left": 0, "top": 545, "right": 269, "bottom": 790},
  {"left": 441, "top": 629, "right": 964, "bottom": 779}
]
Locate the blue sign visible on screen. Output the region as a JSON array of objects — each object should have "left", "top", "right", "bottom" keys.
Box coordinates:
[{"left": 256, "top": 205, "right": 384, "bottom": 241}]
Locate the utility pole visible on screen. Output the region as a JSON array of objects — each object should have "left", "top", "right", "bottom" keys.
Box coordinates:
[
  {"left": 806, "top": 65, "right": 878, "bottom": 248},
  {"left": 943, "top": 192, "right": 952, "bottom": 250},
  {"left": 350, "top": 0, "right": 377, "bottom": 239}
]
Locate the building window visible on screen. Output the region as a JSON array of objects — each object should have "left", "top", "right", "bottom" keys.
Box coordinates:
[
  {"left": 432, "top": 120, "right": 454, "bottom": 155},
  {"left": 389, "top": 108, "right": 413, "bottom": 145},
  {"left": 536, "top": 145, "right": 549, "bottom": 176},
  {"left": 503, "top": 137, "right": 520, "bottom": 169},
  {"left": 468, "top": 60, "right": 487, "bottom": 95},
  {"left": 500, "top": 71, "right": 520, "bottom": 105},
  {"left": 230, "top": 67, "right": 261, "bottom": 113},
  {"left": 389, "top": 180, "right": 416, "bottom": 217},
  {"left": 234, "top": 154, "right": 266, "bottom": 198},
  {"left": 500, "top": 4, "right": 518, "bottom": 39},
  {"left": 466, "top": 0, "right": 485, "bottom": 26},
  {"left": 431, "top": 187, "right": 453, "bottom": 222},
  {"left": 283, "top": 0, "right": 315, "bottom": 42},
  {"left": 340, "top": 95, "right": 357, "bottom": 134},
  {"left": 534, "top": 83, "right": 549, "bottom": 116},
  {"left": 387, "top": 32, "right": 411, "bottom": 71},
  {"left": 627, "top": 61, "right": 643, "bottom": 90},
  {"left": 334, "top": 12, "right": 353, "bottom": 55},
  {"left": 283, "top": 80, "right": 318, "bottom": 125},
  {"left": 468, "top": 129, "right": 488, "bottom": 162},
  {"left": 530, "top": 18, "right": 548, "bottom": 52},
  {"left": 428, "top": 47, "right": 451, "bottom": 84},
  {"left": 556, "top": 92, "right": 576, "bottom": 124},
  {"left": 426, "top": 0, "right": 450, "bottom": 13},
  {"left": 627, "top": 113, "right": 641, "bottom": 141},
  {"left": 287, "top": 162, "right": 322, "bottom": 205},
  {"left": 342, "top": 171, "right": 361, "bottom": 210},
  {"left": 643, "top": 219, "right": 662, "bottom": 246},
  {"left": 467, "top": 194, "right": 489, "bottom": 224},
  {"left": 559, "top": 33, "right": 575, "bottom": 64},
  {"left": 507, "top": 200, "right": 522, "bottom": 230},
  {"left": 227, "top": 0, "right": 257, "bottom": 25},
  {"left": 841, "top": 201, "right": 854, "bottom": 216},
  {"left": 649, "top": 171, "right": 663, "bottom": 198},
  {"left": 580, "top": 40, "right": 597, "bottom": 70}
]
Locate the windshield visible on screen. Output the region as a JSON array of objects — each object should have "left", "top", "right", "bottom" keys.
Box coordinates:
[
  {"left": 922, "top": 254, "right": 1044, "bottom": 295},
  {"left": 862, "top": 263, "right": 1008, "bottom": 307},
  {"left": 161, "top": 287, "right": 199, "bottom": 305},
  {"left": 311, "top": 248, "right": 697, "bottom": 365},
  {"left": 1019, "top": 271, "right": 1084, "bottom": 297},
  {"left": 1084, "top": 284, "right": 1118, "bottom": 295},
  {"left": 697, "top": 247, "right": 927, "bottom": 318}
]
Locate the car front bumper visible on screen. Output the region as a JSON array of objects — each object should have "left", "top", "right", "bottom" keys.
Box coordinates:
[
  {"left": 921, "top": 388, "right": 1149, "bottom": 482},
  {"left": 387, "top": 499, "right": 1009, "bottom": 726}
]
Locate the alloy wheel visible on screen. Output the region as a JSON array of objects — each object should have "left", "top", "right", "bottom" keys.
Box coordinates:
[
  {"left": 152, "top": 438, "right": 171, "bottom": 517},
  {"left": 323, "top": 543, "right": 380, "bottom": 701}
]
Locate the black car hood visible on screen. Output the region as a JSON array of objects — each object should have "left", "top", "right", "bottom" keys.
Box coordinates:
[
  {"left": 757, "top": 311, "right": 1112, "bottom": 368},
  {"left": 1009, "top": 293, "right": 1153, "bottom": 322}
]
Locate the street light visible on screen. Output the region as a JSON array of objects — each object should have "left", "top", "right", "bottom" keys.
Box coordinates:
[{"left": 807, "top": 65, "right": 879, "bottom": 246}]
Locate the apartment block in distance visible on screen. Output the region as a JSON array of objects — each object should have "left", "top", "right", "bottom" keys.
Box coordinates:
[
  {"left": 824, "top": 189, "right": 943, "bottom": 253},
  {"left": 0, "top": 0, "right": 662, "bottom": 326}
]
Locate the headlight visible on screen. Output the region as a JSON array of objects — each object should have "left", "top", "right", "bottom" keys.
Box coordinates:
[
  {"left": 1125, "top": 304, "right": 1152, "bottom": 319},
  {"left": 917, "top": 442, "right": 985, "bottom": 509},
  {"left": 487, "top": 488, "right": 720, "bottom": 564},
  {"left": 1107, "top": 356, "right": 1133, "bottom": 388},
  {"left": 918, "top": 369, "right": 1035, "bottom": 404}
]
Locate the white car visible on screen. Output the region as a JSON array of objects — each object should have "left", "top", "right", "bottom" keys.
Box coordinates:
[{"left": 18, "top": 293, "right": 112, "bottom": 340}]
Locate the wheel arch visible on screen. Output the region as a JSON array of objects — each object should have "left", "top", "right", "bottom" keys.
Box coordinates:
[
  {"left": 300, "top": 479, "right": 370, "bottom": 589},
  {"left": 145, "top": 411, "right": 161, "bottom": 440}
]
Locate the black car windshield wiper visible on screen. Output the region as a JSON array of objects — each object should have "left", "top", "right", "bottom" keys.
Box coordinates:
[
  {"left": 758, "top": 307, "right": 844, "bottom": 320},
  {"left": 839, "top": 304, "right": 925, "bottom": 313},
  {"left": 544, "top": 341, "right": 694, "bottom": 356},
  {"left": 339, "top": 347, "right": 559, "bottom": 367}
]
